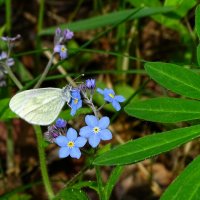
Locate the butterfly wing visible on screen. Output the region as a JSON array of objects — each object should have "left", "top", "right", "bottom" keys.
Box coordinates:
[{"left": 9, "top": 88, "right": 67, "bottom": 125}]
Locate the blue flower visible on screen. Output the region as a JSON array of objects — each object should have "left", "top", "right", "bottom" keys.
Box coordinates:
[
  {"left": 0, "top": 51, "right": 14, "bottom": 67},
  {"left": 97, "top": 88, "right": 125, "bottom": 111},
  {"left": 80, "top": 115, "right": 112, "bottom": 148},
  {"left": 53, "top": 28, "right": 73, "bottom": 59},
  {"left": 63, "top": 29, "right": 74, "bottom": 40},
  {"left": 1, "top": 34, "right": 21, "bottom": 42},
  {"left": 86, "top": 79, "right": 96, "bottom": 89},
  {"left": 0, "top": 51, "right": 15, "bottom": 87},
  {"left": 55, "top": 118, "right": 67, "bottom": 128},
  {"left": 55, "top": 128, "right": 87, "bottom": 159},
  {"left": 54, "top": 44, "right": 67, "bottom": 60},
  {"left": 54, "top": 28, "right": 73, "bottom": 44},
  {"left": 70, "top": 90, "right": 82, "bottom": 116}
]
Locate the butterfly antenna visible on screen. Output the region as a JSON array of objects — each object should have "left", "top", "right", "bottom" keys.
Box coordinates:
[{"left": 73, "top": 74, "right": 84, "bottom": 82}]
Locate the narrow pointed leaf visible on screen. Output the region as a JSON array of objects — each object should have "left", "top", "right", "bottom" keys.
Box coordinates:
[
  {"left": 125, "top": 98, "right": 200, "bottom": 123},
  {"left": 197, "top": 44, "right": 200, "bottom": 66},
  {"left": 53, "top": 188, "right": 89, "bottom": 200},
  {"left": 145, "top": 62, "right": 200, "bottom": 99},
  {"left": 72, "top": 181, "right": 98, "bottom": 192},
  {"left": 40, "top": 7, "right": 173, "bottom": 35},
  {"left": 161, "top": 155, "right": 200, "bottom": 200},
  {"left": 195, "top": 4, "right": 200, "bottom": 39},
  {"left": 93, "top": 125, "right": 200, "bottom": 165},
  {"left": 105, "top": 166, "right": 124, "bottom": 199}
]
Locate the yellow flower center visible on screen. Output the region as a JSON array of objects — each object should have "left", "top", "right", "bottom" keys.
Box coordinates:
[
  {"left": 67, "top": 141, "right": 74, "bottom": 148},
  {"left": 93, "top": 126, "right": 100, "bottom": 134},
  {"left": 74, "top": 98, "right": 78, "bottom": 104},
  {"left": 61, "top": 46, "right": 66, "bottom": 52},
  {"left": 109, "top": 93, "right": 114, "bottom": 98}
]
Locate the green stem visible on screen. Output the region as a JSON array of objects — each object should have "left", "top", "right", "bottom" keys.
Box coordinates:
[
  {"left": 95, "top": 166, "right": 106, "bottom": 200},
  {"left": 38, "top": 0, "right": 45, "bottom": 33},
  {"left": 34, "top": 125, "right": 54, "bottom": 199},
  {"left": 6, "top": 121, "right": 14, "bottom": 172},
  {"left": 5, "top": 0, "right": 11, "bottom": 35},
  {"left": 66, "top": 165, "right": 88, "bottom": 187},
  {"left": 34, "top": 53, "right": 55, "bottom": 88},
  {"left": 2, "top": 62, "right": 23, "bottom": 89}
]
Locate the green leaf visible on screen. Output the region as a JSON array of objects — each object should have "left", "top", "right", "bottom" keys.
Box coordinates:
[
  {"left": 160, "top": 155, "right": 200, "bottom": 200},
  {"left": 164, "top": 0, "right": 196, "bottom": 17},
  {"left": 7, "top": 193, "right": 32, "bottom": 200},
  {"left": 195, "top": 4, "right": 200, "bottom": 39},
  {"left": 127, "top": 0, "right": 190, "bottom": 43},
  {"left": 72, "top": 181, "right": 98, "bottom": 192},
  {"left": 40, "top": 7, "right": 174, "bottom": 35},
  {"left": 105, "top": 166, "right": 124, "bottom": 199},
  {"left": 93, "top": 124, "right": 200, "bottom": 165},
  {"left": 53, "top": 188, "right": 89, "bottom": 200},
  {"left": 125, "top": 97, "right": 200, "bottom": 123},
  {"left": 145, "top": 62, "right": 200, "bottom": 99},
  {"left": 197, "top": 44, "right": 200, "bottom": 66},
  {"left": 0, "top": 98, "right": 17, "bottom": 120},
  {"left": 127, "top": 0, "right": 161, "bottom": 7}
]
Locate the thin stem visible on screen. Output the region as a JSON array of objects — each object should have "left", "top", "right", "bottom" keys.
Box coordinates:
[
  {"left": 38, "top": 0, "right": 45, "bottom": 34},
  {"left": 34, "top": 125, "right": 54, "bottom": 199},
  {"left": 95, "top": 166, "right": 106, "bottom": 200},
  {"left": 1, "top": 62, "right": 23, "bottom": 89},
  {"left": 90, "top": 102, "right": 98, "bottom": 118},
  {"left": 5, "top": 0, "right": 11, "bottom": 35},
  {"left": 34, "top": 52, "right": 55, "bottom": 88},
  {"left": 6, "top": 122, "right": 14, "bottom": 173},
  {"left": 82, "top": 93, "right": 98, "bottom": 118},
  {"left": 66, "top": 165, "right": 88, "bottom": 187},
  {"left": 97, "top": 102, "right": 106, "bottom": 112}
]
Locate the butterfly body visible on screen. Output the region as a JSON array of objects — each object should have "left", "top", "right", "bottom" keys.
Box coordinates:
[{"left": 9, "top": 87, "right": 71, "bottom": 126}]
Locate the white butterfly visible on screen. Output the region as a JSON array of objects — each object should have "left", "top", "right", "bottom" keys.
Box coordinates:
[{"left": 9, "top": 86, "right": 71, "bottom": 126}]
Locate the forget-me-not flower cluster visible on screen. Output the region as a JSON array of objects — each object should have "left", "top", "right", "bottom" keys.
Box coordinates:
[
  {"left": 45, "top": 77, "right": 125, "bottom": 159},
  {"left": 53, "top": 27, "right": 74, "bottom": 60}
]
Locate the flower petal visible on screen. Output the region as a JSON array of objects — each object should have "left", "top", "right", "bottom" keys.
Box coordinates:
[
  {"left": 99, "top": 129, "right": 112, "bottom": 141},
  {"left": 54, "top": 44, "right": 61, "bottom": 53},
  {"left": 112, "top": 100, "right": 121, "bottom": 111},
  {"left": 70, "top": 147, "right": 81, "bottom": 159},
  {"left": 67, "top": 128, "right": 77, "bottom": 141},
  {"left": 60, "top": 50, "right": 67, "bottom": 60},
  {"left": 77, "top": 100, "right": 82, "bottom": 109},
  {"left": 75, "top": 137, "right": 87, "bottom": 147},
  {"left": 89, "top": 134, "right": 100, "bottom": 148},
  {"left": 80, "top": 126, "right": 92, "bottom": 138},
  {"left": 71, "top": 90, "right": 81, "bottom": 99},
  {"left": 104, "top": 88, "right": 115, "bottom": 96},
  {"left": 97, "top": 88, "right": 104, "bottom": 95},
  {"left": 70, "top": 107, "right": 77, "bottom": 116},
  {"left": 115, "top": 95, "right": 125, "bottom": 102},
  {"left": 59, "top": 147, "right": 70, "bottom": 158},
  {"left": 104, "top": 95, "right": 113, "bottom": 103},
  {"left": 85, "top": 115, "right": 98, "bottom": 127},
  {"left": 55, "top": 136, "right": 68, "bottom": 147},
  {"left": 98, "top": 116, "right": 110, "bottom": 129}
]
